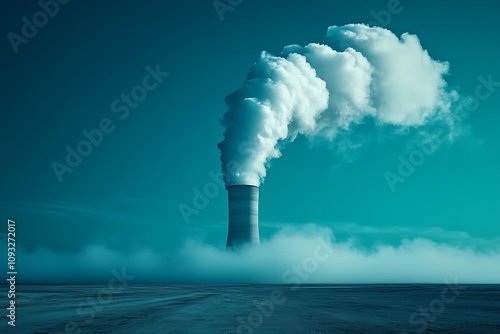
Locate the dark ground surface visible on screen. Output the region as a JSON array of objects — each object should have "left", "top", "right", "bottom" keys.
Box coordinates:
[{"left": 2, "top": 284, "right": 499, "bottom": 333}]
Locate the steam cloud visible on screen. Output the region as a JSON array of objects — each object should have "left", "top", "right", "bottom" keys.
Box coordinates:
[
  {"left": 218, "top": 24, "right": 459, "bottom": 186},
  {"left": 10, "top": 226, "right": 500, "bottom": 284}
]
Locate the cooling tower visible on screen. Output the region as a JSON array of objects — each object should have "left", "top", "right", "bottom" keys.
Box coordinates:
[{"left": 226, "top": 185, "right": 260, "bottom": 249}]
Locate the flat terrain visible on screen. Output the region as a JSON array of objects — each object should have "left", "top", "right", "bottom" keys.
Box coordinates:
[{"left": 3, "top": 284, "right": 500, "bottom": 333}]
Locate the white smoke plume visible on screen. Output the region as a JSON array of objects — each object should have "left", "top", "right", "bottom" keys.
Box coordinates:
[{"left": 218, "top": 24, "right": 459, "bottom": 187}]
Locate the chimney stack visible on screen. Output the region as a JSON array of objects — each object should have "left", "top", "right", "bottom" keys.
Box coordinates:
[{"left": 226, "top": 185, "right": 260, "bottom": 249}]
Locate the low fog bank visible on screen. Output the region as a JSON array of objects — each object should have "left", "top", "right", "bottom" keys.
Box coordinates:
[{"left": 8, "top": 225, "right": 500, "bottom": 284}]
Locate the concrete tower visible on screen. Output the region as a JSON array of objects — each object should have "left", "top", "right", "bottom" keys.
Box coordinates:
[{"left": 226, "top": 185, "right": 260, "bottom": 249}]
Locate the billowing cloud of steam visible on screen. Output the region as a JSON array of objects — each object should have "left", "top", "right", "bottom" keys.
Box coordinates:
[
  {"left": 218, "top": 24, "right": 459, "bottom": 186},
  {"left": 10, "top": 226, "right": 500, "bottom": 284}
]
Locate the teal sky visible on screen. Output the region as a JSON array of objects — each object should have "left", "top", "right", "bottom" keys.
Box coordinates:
[{"left": 1, "top": 0, "right": 499, "bottom": 282}]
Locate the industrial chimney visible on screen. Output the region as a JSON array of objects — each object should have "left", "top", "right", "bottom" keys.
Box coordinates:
[{"left": 226, "top": 185, "right": 260, "bottom": 250}]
